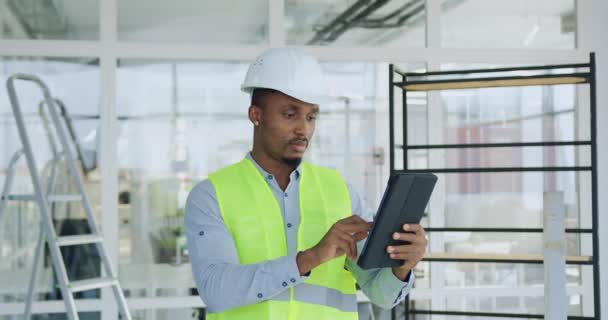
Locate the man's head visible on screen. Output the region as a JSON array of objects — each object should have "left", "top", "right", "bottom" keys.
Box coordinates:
[
  {"left": 249, "top": 88, "right": 319, "bottom": 167},
  {"left": 241, "top": 48, "right": 326, "bottom": 167}
]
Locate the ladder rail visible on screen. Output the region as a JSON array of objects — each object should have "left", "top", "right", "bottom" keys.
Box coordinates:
[
  {"left": 0, "top": 149, "right": 23, "bottom": 221},
  {"left": 39, "top": 98, "right": 92, "bottom": 176},
  {"left": 24, "top": 223, "right": 45, "bottom": 320},
  {"left": 56, "top": 99, "right": 93, "bottom": 175},
  {"left": 38, "top": 101, "right": 62, "bottom": 195},
  {"left": 7, "top": 74, "right": 79, "bottom": 319}
]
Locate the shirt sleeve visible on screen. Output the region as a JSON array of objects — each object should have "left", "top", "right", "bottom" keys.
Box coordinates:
[
  {"left": 345, "top": 183, "right": 415, "bottom": 309},
  {"left": 185, "top": 180, "right": 308, "bottom": 313}
]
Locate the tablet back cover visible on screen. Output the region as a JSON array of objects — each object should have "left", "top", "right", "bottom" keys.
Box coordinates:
[{"left": 357, "top": 173, "right": 436, "bottom": 269}]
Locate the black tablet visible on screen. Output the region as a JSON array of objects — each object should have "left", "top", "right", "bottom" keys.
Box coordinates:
[{"left": 357, "top": 172, "right": 437, "bottom": 270}]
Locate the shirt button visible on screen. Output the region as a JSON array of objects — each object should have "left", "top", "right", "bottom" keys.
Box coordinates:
[
  {"left": 267, "top": 175, "right": 273, "bottom": 180},
  {"left": 198, "top": 230, "right": 205, "bottom": 236},
  {"left": 290, "top": 278, "right": 296, "bottom": 283},
  {"left": 282, "top": 282, "right": 288, "bottom": 287},
  {"left": 286, "top": 223, "right": 292, "bottom": 228},
  {"left": 257, "top": 293, "right": 263, "bottom": 298},
  {"left": 284, "top": 193, "right": 288, "bottom": 197}
]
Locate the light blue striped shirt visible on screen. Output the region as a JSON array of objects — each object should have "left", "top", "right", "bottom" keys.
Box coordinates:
[{"left": 185, "top": 153, "right": 413, "bottom": 313}]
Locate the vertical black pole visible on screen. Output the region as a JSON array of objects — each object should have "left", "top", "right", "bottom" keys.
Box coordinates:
[
  {"left": 389, "top": 64, "right": 395, "bottom": 174},
  {"left": 402, "top": 71, "right": 410, "bottom": 320},
  {"left": 589, "top": 52, "right": 601, "bottom": 320},
  {"left": 403, "top": 72, "right": 408, "bottom": 171},
  {"left": 389, "top": 65, "right": 398, "bottom": 320}
]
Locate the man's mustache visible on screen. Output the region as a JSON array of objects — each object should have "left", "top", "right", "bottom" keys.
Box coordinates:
[{"left": 289, "top": 138, "right": 308, "bottom": 146}]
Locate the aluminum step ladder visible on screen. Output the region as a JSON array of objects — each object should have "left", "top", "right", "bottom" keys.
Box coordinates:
[{"left": 1, "top": 73, "right": 131, "bottom": 320}]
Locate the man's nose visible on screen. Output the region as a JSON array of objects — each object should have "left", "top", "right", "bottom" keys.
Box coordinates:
[{"left": 294, "top": 117, "right": 312, "bottom": 136}]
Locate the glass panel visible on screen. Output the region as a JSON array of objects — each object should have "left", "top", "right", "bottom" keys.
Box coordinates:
[
  {"left": 0, "top": 57, "right": 101, "bottom": 302},
  {"left": 286, "top": 0, "right": 425, "bottom": 47},
  {"left": 409, "top": 263, "right": 593, "bottom": 317},
  {"left": 0, "top": 0, "right": 99, "bottom": 40},
  {"left": 0, "top": 312, "right": 100, "bottom": 320},
  {"left": 441, "top": 294, "right": 584, "bottom": 316},
  {"left": 410, "top": 294, "right": 586, "bottom": 319},
  {"left": 130, "top": 308, "right": 202, "bottom": 320},
  {"left": 427, "top": 171, "right": 592, "bottom": 229},
  {"left": 441, "top": 0, "right": 575, "bottom": 49},
  {"left": 409, "top": 146, "right": 591, "bottom": 169},
  {"left": 117, "top": 0, "right": 268, "bottom": 44},
  {"left": 439, "top": 86, "right": 582, "bottom": 145},
  {"left": 435, "top": 232, "right": 592, "bottom": 257}
]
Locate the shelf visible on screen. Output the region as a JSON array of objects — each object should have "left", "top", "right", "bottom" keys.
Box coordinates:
[
  {"left": 409, "top": 309, "right": 594, "bottom": 319},
  {"left": 404, "top": 166, "right": 592, "bottom": 173},
  {"left": 401, "top": 141, "right": 592, "bottom": 150},
  {"left": 424, "top": 228, "right": 593, "bottom": 233},
  {"left": 397, "top": 73, "right": 589, "bottom": 91},
  {"left": 403, "top": 63, "right": 590, "bottom": 77},
  {"left": 423, "top": 252, "right": 593, "bottom": 265}
]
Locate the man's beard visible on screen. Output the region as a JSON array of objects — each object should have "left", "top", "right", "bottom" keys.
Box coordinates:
[{"left": 282, "top": 157, "right": 303, "bottom": 167}]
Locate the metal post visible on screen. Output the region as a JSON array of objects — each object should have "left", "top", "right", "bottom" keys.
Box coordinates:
[
  {"left": 589, "top": 52, "right": 601, "bottom": 320},
  {"left": 389, "top": 64, "right": 395, "bottom": 173},
  {"left": 543, "top": 191, "right": 567, "bottom": 319}
]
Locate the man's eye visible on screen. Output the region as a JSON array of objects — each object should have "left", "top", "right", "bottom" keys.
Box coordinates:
[{"left": 284, "top": 113, "right": 295, "bottom": 118}]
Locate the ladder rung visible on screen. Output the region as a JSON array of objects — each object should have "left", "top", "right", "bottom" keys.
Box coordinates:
[
  {"left": 48, "top": 194, "right": 83, "bottom": 202},
  {"left": 1, "top": 194, "right": 82, "bottom": 202},
  {"left": 69, "top": 277, "right": 117, "bottom": 293},
  {"left": 1, "top": 194, "right": 36, "bottom": 201},
  {"left": 57, "top": 234, "right": 103, "bottom": 246}
]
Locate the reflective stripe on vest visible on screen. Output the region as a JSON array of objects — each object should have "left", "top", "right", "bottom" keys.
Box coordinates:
[
  {"left": 269, "top": 284, "right": 357, "bottom": 312},
  {"left": 208, "top": 158, "right": 358, "bottom": 320}
]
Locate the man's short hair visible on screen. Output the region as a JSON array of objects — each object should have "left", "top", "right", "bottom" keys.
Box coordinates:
[{"left": 251, "top": 88, "right": 279, "bottom": 108}]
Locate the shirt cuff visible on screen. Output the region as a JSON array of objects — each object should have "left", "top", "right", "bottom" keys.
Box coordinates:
[
  {"left": 379, "top": 268, "right": 412, "bottom": 293},
  {"left": 288, "top": 253, "right": 310, "bottom": 283},
  {"left": 376, "top": 268, "right": 415, "bottom": 305}
]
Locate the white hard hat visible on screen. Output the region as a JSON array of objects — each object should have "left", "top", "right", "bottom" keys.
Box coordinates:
[{"left": 241, "top": 48, "right": 327, "bottom": 105}]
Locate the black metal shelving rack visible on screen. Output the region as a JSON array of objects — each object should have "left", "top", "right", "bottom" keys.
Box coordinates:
[{"left": 389, "top": 53, "right": 600, "bottom": 320}]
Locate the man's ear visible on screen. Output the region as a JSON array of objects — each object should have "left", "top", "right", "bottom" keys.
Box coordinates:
[{"left": 249, "top": 104, "right": 262, "bottom": 126}]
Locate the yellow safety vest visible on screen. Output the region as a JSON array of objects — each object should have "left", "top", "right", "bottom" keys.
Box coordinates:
[{"left": 208, "top": 158, "right": 358, "bottom": 320}]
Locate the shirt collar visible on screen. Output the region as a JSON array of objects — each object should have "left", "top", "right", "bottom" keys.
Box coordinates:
[{"left": 246, "top": 152, "right": 301, "bottom": 180}]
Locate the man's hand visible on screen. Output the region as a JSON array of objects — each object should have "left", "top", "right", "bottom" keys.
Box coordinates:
[
  {"left": 388, "top": 224, "right": 427, "bottom": 281},
  {"left": 296, "top": 215, "right": 371, "bottom": 275}
]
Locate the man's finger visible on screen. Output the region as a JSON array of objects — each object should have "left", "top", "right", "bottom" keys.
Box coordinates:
[
  {"left": 353, "top": 230, "right": 369, "bottom": 242},
  {"left": 388, "top": 252, "right": 418, "bottom": 261},
  {"left": 403, "top": 224, "right": 424, "bottom": 234},
  {"left": 392, "top": 232, "right": 426, "bottom": 245},
  {"left": 339, "top": 222, "right": 371, "bottom": 234},
  {"left": 387, "top": 244, "right": 425, "bottom": 255},
  {"left": 339, "top": 215, "right": 369, "bottom": 225},
  {"left": 334, "top": 230, "right": 357, "bottom": 260}
]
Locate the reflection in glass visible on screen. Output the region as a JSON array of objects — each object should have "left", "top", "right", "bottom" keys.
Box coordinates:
[
  {"left": 117, "top": 0, "right": 268, "bottom": 44},
  {"left": 286, "top": 0, "right": 425, "bottom": 47},
  {"left": 441, "top": 0, "right": 575, "bottom": 49},
  {"left": 431, "top": 169, "right": 590, "bottom": 228},
  {"left": 0, "top": 0, "right": 99, "bottom": 40}
]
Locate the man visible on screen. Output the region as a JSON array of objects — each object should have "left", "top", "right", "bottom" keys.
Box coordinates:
[{"left": 185, "top": 48, "right": 428, "bottom": 320}]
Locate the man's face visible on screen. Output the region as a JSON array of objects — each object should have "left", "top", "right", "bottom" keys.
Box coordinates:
[{"left": 252, "top": 91, "right": 319, "bottom": 167}]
